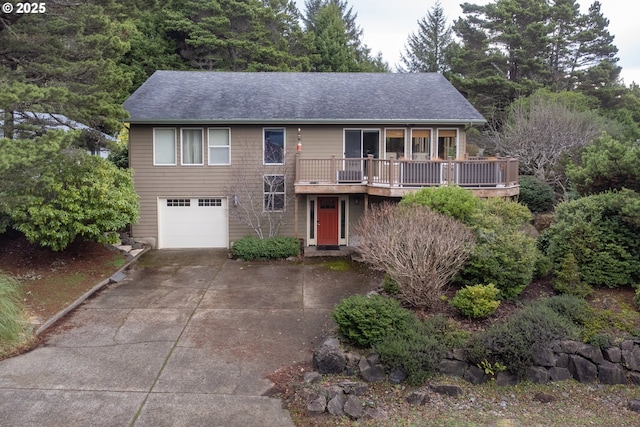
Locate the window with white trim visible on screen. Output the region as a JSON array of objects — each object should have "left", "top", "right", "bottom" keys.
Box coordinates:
[
  {"left": 208, "top": 128, "right": 230, "bottom": 165},
  {"left": 181, "top": 128, "right": 204, "bottom": 165},
  {"left": 263, "top": 128, "right": 285, "bottom": 165},
  {"left": 153, "top": 128, "right": 176, "bottom": 165},
  {"left": 263, "top": 175, "right": 285, "bottom": 211},
  {"left": 198, "top": 198, "right": 222, "bottom": 207},
  {"left": 167, "top": 199, "right": 190, "bottom": 207}
]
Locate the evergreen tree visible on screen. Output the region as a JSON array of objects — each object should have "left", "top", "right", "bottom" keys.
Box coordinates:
[
  {"left": 161, "top": 0, "right": 310, "bottom": 71},
  {"left": 400, "top": 1, "right": 454, "bottom": 74},
  {"left": 303, "top": 0, "right": 388, "bottom": 72}
]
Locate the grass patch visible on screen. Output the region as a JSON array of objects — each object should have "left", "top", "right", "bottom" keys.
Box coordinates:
[
  {"left": 106, "top": 254, "right": 126, "bottom": 269},
  {"left": 0, "top": 273, "right": 33, "bottom": 357},
  {"left": 323, "top": 259, "right": 350, "bottom": 271}
]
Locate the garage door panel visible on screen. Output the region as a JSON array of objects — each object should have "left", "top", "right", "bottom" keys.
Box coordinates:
[{"left": 158, "top": 198, "right": 228, "bottom": 248}]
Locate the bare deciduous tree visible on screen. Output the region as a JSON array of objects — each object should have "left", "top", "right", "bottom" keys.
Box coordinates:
[
  {"left": 354, "top": 203, "right": 475, "bottom": 309},
  {"left": 489, "top": 93, "right": 606, "bottom": 194},
  {"left": 226, "top": 140, "right": 295, "bottom": 239}
]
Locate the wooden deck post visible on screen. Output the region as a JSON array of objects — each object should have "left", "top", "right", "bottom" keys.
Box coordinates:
[{"left": 330, "top": 154, "right": 336, "bottom": 184}]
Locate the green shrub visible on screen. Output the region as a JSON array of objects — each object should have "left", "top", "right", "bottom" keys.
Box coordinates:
[
  {"left": 450, "top": 283, "right": 501, "bottom": 318},
  {"left": 533, "top": 250, "right": 552, "bottom": 279},
  {"left": 0, "top": 273, "right": 31, "bottom": 355},
  {"left": 381, "top": 273, "right": 399, "bottom": 295},
  {"left": 518, "top": 175, "right": 554, "bottom": 212},
  {"left": 232, "top": 236, "right": 300, "bottom": 260},
  {"left": 466, "top": 301, "right": 582, "bottom": 376},
  {"left": 332, "top": 295, "right": 419, "bottom": 347},
  {"left": 635, "top": 288, "right": 640, "bottom": 310},
  {"left": 400, "top": 186, "right": 482, "bottom": 224},
  {"left": 460, "top": 230, "right": 538, "bottom": 299},
  {"left": 543, "top": 189, "right": 640, "bottom": 288},
  {"left": 553, "top": 252, "right": 593, "bottom": 298},
  {"left": 536, "top": 295, "right": 593, "bottom": 326},
  {"left": 375, "top": 322, "right": 446, "bottom": 386}
]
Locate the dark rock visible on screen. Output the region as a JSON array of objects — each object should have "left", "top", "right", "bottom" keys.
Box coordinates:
[
  {"left": 463, "top": 364, "right": 490, "bottom": 385},
  {"left": 405, "top": 391, "right": 429, "bottom": 405},
  {"left": 303, "top": 371, "right": 322, "bottom": 384},
  {"left": 366, "top": 353, "right": 381, "bottom": 365},
  {"left": 629, "top": 372, "right": 640, "bottom": 386},
  {"left": 344, "top": 352, "right": 361, "bottom": 375},
  {"left": 438, "top": 359, "right": 468, "bottom": 377},
  {"left": 575, "top": 343, "right": 604, "bottom": 365},
  {"left": 323, "top": 385, "right": 345, "bottom": 400},
  {"left": 555, "top": 353, "right": 569, "bottom": 369},
  {"left": 598, "top": 361, "right": 627, "bottom": 385},
  {"left": 629, "top": 399, "right": 640, "bottom": 413},
  {"left": 343, "top": 395, "right": 364, "bottom": 420},
  {"left": 339, "top": 381, "right": 369, "bottom": 396},
  {"left": 568, "top": 355, "right": 598, "bottom": 383},
  {"left": 312, "top": 337, "right": 346, "bottom": 374},
  {"left": 526, "top": 367, "right": 550, "bottom": 384},
  {"left": 548, "top": 367, "right": 571, "bottom": 382},
  {"left": 327, "top": 394, "right": 346, "bottom": 416},
  {"left": 533, "top": 346, "right": 557, "bottom": 367},
  {"left": 389, "top": 367, "right": 408, "bottom": 384},
  {"left": 495, "top": 371, "right": 519, "bottom": 387},
  {"left": 533, "top": 392, "right": 556, "bottom": 403},
  {"left": 306, "top": 394, "right": 327, "bottom": 415},
  {"left": 358, "top": 358, "right": 386, "bottom": 383},
  {"left": 431, "top": 384, "right": 463, "bottom": 397},
  {"left": 621, "top": 340, "right": 635, "bottom": 352},
  {"left": 621, "top": 344, "right": 640, "bottom": 372},
  {"left": 551, "top": 340, "right": 581, "bottom": 354},
  {"left": 363, "top": 407, "right": 387, "bottom": 420},
  {"left": 449, "top": 349, "right": 467, "bottom": 361},
  {"left": 602, "top": 346, "right": 622, "bottom": 364}
]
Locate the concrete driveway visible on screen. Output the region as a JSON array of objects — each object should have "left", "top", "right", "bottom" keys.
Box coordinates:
[{"left": 0, "top": 250, "right": 379, "bottom": 427}]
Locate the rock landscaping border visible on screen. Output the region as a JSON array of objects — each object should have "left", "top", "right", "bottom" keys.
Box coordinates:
[{"left": 307, "top": 336, "right": 640, "bottom": 420}]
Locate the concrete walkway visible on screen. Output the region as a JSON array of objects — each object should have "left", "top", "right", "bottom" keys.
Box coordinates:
[{"left": 0, "top": 250, "right": 379, "bottom": 427}]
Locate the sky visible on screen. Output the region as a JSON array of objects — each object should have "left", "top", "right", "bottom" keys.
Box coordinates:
[{"left": 295, "top": 0, "right": 640, "bottom": 86}]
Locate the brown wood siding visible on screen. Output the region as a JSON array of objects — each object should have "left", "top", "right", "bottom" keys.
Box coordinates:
[{"left": 130, "top": 123, "right": 469, "bottom": 247}]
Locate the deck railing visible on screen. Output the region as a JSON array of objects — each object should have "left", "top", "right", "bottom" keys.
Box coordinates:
[{"left": 295, "top": 155, "right": 519, "bottom": 189}]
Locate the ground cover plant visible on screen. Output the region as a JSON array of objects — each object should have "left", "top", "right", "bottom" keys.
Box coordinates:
[
  {"left": 231, "top": 235, "right": 300, "bottom": 260},
  {"left": 0, "top": 273, "right": 31, "bottom": 357}
]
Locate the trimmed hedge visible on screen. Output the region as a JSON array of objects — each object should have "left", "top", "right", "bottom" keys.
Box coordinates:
[{"left": 231, "top": 236, "right": 300, "bottom": 260}]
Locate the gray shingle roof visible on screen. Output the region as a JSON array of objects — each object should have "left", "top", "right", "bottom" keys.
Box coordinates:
[{"left": 123, "top": 71, "right": 485, "bottom": 125}]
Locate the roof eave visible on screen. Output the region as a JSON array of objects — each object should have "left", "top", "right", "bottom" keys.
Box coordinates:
[{"left": 124, "top": 118, "right": 487, "bottom": 126}]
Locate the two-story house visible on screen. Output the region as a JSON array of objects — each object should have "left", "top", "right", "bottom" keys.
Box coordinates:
[{"left": 123, "top": 71, "right": 518, "bottom": 249}]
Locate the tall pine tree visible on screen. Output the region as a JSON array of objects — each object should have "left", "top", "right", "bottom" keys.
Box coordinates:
[{"left": 400, "top": 1, "right": 454, "bottom": 74}]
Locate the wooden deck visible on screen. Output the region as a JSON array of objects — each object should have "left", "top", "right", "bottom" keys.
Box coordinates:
[{"left": 294, "top": 156, "right": 520, "bottom": 198}]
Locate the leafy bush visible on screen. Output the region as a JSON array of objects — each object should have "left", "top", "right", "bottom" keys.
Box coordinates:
[
  {"left": 635, "top": 288, "right": 640, "bottom": 310},
  {"left": 381, "top": 273, "right": 399, "bottom": 295},
  {"left": 467, "top": 301, "right": 583, "bottom": 376},
  {"left": 566, "top": 134, "right": 640, "bottom": 196},
  {"left": 1, "top": 134, "right": 139, "bottom": 251},
  {"left": 460, "top": 230, "right": 538, "bottom": 299},
  {"left": 542, "top": 189, "right": 640, "bottom": 288},
  {"left": 518, "top": 175, "right": 554, "bottom": 212},
  {"left": 400, "top": 186, "right": 482, "bottom": 224},
  {"left": 536, "top": 295, "right": 593, "bottom": 326},
  {"left": 450, "top": 284, "right": 501, "bottom": 318},
  {"left": 375, "top": 314, "right": 469, "bottom": 386},
  {"left": 332, "top": 294, "right": 419, "bottom": 347},
  {"left": 0, "top": 273, "right": 31, "bottom": 355},
  {"left": 400, "top": 187, "right": 538, "bottom": 299},
  {"left": 231, "top": 236, "right": 300, "bottom": 260},
  {"left": 553, "top": 252, "right": 593, "bottom": 297},
  {"left": 375, "top": 322, "right": 446, "bottom": 386}
]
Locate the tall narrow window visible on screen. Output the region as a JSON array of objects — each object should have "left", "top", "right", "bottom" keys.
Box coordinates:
[
  {"left": 264, "top": 175, "right": 285, "bottom": 211},
  {"left": 437, "top": 129, "right": 457, "bottom": 160},
  {"left": 411, "top": 129, "right": 431, "bottom": 160},
  {"left": 385, "top": 129, "right": 405, "bottom": 159},
  {"left": 208, "top": 128, "right": 230, "bottom": 165},
  {"left": 182, "top": 128, "right": 204, "bottom": 165},
  {"left": 153, "top": 128, "right": 176, "bottom": 165},
  {"left": 264, "top": 128, "right": 285, "bottom": 164}
]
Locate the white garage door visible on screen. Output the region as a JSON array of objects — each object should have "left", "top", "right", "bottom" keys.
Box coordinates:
[{"left": 158, "top": 197, "right": 228, "bottom": 248}]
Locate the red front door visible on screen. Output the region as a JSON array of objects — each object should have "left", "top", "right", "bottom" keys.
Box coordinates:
[{"left": 317, "top": 197, "right": 339, "bottom": 246}]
